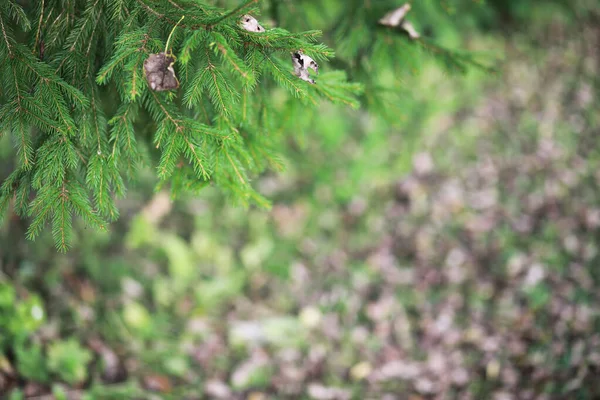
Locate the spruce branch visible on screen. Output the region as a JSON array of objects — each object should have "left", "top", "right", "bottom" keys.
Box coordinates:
[
  {"left": 417, "top": 38, "right": 496, "bottom": 74},
  {"left": 136, "top": 0, "right": 166, "bottom": 20},
  {"left": 33, "top": 0, "right": 44, "bottom": 55},
  {"left": 211, "top": 31, "right": 255, "bottom": 86},
  {"left": 26, "top": 184, "right": 58, "bottom": 241},
  {"left": 225, "top": 149, "right": 246, "bottom": 185},
  {"left": 0, "top": 14, "right": 14, "bottom": 56},
  {"left": 1, "top": 0, "right": 373, "bottom": 250},
  {"left": 202, "top": 46, "right": 239, "bottom": 115},
  {"left": 183, "top": 134, "right": 210, "bottom": 180},
  {"left": 108, "top": 103, "right": 141, "bottom": 178},
  {"left": 5, "top": 0, "right": 31, "bottom": 30},
  {"left": 211, "top": 0, "right": 258, "bottom": 26},
  {"left": 263, "top": 53, "right": 315, "bottom": 103},
  {"left": 53, "top": 180, "right": 73, "bottom": 251},
  {"left": 13, "top": 116, "right": 33, "bottom": 171}
]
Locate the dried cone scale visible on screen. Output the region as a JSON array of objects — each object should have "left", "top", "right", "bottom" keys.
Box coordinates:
[{"left": 144, "top": 52, "right": 179, "bottom": 91}]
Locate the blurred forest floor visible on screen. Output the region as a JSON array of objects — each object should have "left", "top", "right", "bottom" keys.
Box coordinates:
[{"left": 1, "top": 6, "right": 600, "bottom": 400}]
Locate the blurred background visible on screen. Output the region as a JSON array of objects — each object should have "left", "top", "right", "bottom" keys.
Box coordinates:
[{"left": 1, "top": 0, "right": 600, "bottom": 398}]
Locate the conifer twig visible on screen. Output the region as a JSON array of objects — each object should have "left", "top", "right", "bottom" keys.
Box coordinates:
[
  {"left": 211, "top": 0, "right": 258, "bottom": 25},
  {"left": 33, "top": 0, "right": 44, "bottom": 56},
  {"left": 0, "top": 15, "right": 12, "bottom": 56},
  {"left": 167, "top": 0, "right": 183, "bottom": 10},
  {"left": 135, "top": 0, "right": 164, "bottom": 19}
]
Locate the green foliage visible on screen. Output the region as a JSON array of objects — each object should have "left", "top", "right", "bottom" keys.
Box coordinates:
[
  {"left": 0, "top": 0, "right": 514, "bottom": 251},
  {"left": 47, "top": 339, "right": 93, "bottom": 385},
  {"left": 15, "top": 343, "right": 49, "bottom": 383},
  {"left": 0, "top": 282, "right": 45, "bottom": 347},
  {"left": 122, "top": 301, "right": 152, "bottom": 333},
  {"left": 1, "top": 2, "right": 599, "bottom": 396},
  {"left": 0, "top": 282, "right": 49, "bottom": 387},
  {"left": 0, "top": 0, "right": 368, "bottom": 251},
  {"left": 8, "top": 390, "right": 24, "bottom": 400}
]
